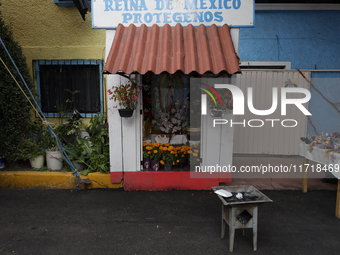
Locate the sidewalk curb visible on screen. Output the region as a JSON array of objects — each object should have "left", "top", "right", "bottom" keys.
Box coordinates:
[{"left": 0, "top": 171, "right": 123, "bottom": 189}]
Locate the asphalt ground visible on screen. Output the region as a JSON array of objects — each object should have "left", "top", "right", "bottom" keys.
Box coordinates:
[{"left": 1, "top": 188, "right": 340, "bottom": 255}]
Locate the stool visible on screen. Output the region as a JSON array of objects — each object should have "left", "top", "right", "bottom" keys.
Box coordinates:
[{"left": 221, "top": 203, "right": 258, "bottom": 252}]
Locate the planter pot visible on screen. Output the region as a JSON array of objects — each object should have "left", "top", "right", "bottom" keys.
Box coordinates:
[
  {"left": 72, "top": 160, "right": 84, "bottom": 171},
  {"left": 210, "top": 109, "right": 226, "bottom": 118},
  {"left": 151, "top": 160, "right": 160, "bottom": 172},
  {"left": 46, "top": 150, "right": 63, "bottom": 171},
  {"left": 118, "top": 109, "right": 134, "bottom": 118},
  {"left": 143, "top": 159, "right": 151, "bottom": 170},
  {"left": 29, "top": 155, "right": 45, "bottom": 169},
  {"left": 164, "top": 163, "right": 172, "bottom": 171},
  {"left": 178, "top": 161, "right": 186, "bottom": 169}
]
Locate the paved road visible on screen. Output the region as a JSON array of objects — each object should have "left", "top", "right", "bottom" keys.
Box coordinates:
[{"left": 1, "top": 188, "right": 340, "bottom": 255}]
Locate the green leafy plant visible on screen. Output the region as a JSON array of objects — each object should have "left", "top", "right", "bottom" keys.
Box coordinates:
[
  {"left": 16, "top": 138, "right": 45, "bottom": 160},
  {"left": 72, "top": 114, "right": 110, "bottom": 176},
  {"left": 0, "top": 8, "right": 36, "bottom": 162}
]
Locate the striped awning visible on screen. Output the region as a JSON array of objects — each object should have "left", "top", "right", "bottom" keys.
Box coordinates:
[{"left": 103, "top": 23, "right": 241, "bottom": 75}]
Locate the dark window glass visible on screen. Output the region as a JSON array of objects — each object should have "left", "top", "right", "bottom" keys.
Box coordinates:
[{"left": 36, "top": 61, "right": 102, "bottom": 116}]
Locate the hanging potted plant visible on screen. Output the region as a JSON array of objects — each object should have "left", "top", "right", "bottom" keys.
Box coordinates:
[
  {"left": 107, "top": 80, "right": 142, "bottom": 118},
  {"left": 207, "top": 88, "right": 233, "bottom": 118}
]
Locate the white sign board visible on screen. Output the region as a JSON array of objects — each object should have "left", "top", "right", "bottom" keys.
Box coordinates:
[{"left": 92, "top": 0, "right": 254, "bottom": 28}]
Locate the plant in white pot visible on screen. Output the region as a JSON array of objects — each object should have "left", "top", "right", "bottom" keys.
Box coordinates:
[
  {"left": 17, "top": 138, "right": 45, "bottom": 169},
  {"left": 42, "top": 129, "right": 64, "bottom": 171},
  {"left": 107, "top": 80, "right": 142, "bottom": 118}
]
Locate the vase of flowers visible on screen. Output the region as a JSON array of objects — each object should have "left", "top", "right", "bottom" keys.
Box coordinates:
[
  {"left": 153, "top": 99, "right": 187, "bottom": 140},
  {"left": 150, "top": 143, "right": 162, "bottom": 171},
  {"left": 142, "top": 142, "right": 152, "bottom": 170},
  {"left": 107, "top": 80, "right": 142, "bottom": 118},
  {"left": 160, "top": 143, "right": 175, "bottom": 171}
]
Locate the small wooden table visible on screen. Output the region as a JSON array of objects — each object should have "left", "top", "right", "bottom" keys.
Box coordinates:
[
  {"left": 212, "top": 186, "right": 272, "bottom": 252},
  {"left": 300, "top": 142, "right": 340, "bottom": 218}
]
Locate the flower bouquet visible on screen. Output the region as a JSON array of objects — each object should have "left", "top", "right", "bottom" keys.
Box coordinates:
[{"left": 153, "top": 99, "right": 187, "bottom": 140}]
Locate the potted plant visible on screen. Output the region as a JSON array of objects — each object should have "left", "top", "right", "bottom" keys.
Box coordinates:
[
  {"left": 142, "top": 142, "right": 152, "bottom": 170},
  {"left": 107, "top": 80, "right": 142, "bottom": 118},
  {"left": 17, "top": 138, "right": 45, "bottom": 169},
  {"left": 207, "top": 88, "right": 233, "bottom": 117},
  {"left": 42, "top": 128, "right": 64, "bottom": 171},
  {"left": 149, "top": 142, "right": 162, "bottom": 171},
  {"left": 160, "top": 144, "right": 176, "bottom": 171},
  {"left": 175, "top": 145, "right": 189, "bottom": 168}
]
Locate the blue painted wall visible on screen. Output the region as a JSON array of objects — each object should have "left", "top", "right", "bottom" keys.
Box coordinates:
[{"left": 239, "top": 10, "right": 340, "bottom": 135}]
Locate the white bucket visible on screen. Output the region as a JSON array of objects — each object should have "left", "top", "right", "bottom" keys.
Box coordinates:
[
  {"left": 29, "top": 155, "right": 45, "bottom": 169},
  {"left": 46, "top": 150, "right": 63, "bottom": 170}
]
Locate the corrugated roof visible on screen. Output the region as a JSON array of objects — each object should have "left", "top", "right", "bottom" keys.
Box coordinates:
[{"left": 103, "top": 23, "right": 241, "bottom": 75}]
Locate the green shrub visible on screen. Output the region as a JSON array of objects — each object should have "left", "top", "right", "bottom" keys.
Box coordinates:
[{"left": 0, "top": 5, "right": 37, "bottom": 162}]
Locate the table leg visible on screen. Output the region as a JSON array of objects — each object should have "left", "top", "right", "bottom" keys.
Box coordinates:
[
  {"left": 229, "top": 207, "right": 235, "bottom": 252},
  {"left": 221, "top": 204, "right": 225, "bottom": 239},
  {"left": 302, "top": 157, "right": 309, "bottom": 193},
  {"left": 336, "top": 180, "right": 340, "bottom": 219},
  {"left": 253, "top": 206, "right": 258, "bottom": 251}
]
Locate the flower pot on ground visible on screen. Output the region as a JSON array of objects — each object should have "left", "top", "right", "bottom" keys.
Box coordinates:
[
  {"left": 107, "top": 80, "right": 142, "bottom": 118},
  {"left": 149, "top": 142, "right": 162, "bottom": 170},
  {"left": 46, "top": 149, "right": 63, "bottom": 170},
  {"left": 175, "top": 145, "right": 189, "bottom": 168},
  {"left": 160, "top": 143, "right": 176, "bottom": 171},
  {"left": 163, "top": 163, "right": 172, "bottom": 171},
  {"left": 16, "top": 137, "right": 45, "bottom": 169},
  {"left": 143, "top": 159, "right": 151, "bottom": 170},
  {"left": 142, "top": 142, "right": 153, "bottom": 170},
  {"left": 151, "top": 160, "right": 160, "bottom": 171},
  {"left": 29, "top": 155, "right": 45, "bottom": 169}
]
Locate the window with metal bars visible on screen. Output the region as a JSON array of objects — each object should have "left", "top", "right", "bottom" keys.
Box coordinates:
[{"left": 35, "top": 60, "right": 103, "bottom": 117}]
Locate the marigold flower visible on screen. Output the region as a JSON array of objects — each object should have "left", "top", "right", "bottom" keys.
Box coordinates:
[
  {"left": 153, "top": 150, "right": 158, "bottom": 154},
  {"left": 160, "top": 160, "right": 164, "bottom": 165},
  {"left": 165, "top": 143, "right": 170, "bottom": 147}
]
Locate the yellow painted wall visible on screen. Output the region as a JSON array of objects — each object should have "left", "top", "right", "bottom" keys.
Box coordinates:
[{"left": 0, "top": 0, "right": 107, "bottom": 121}]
